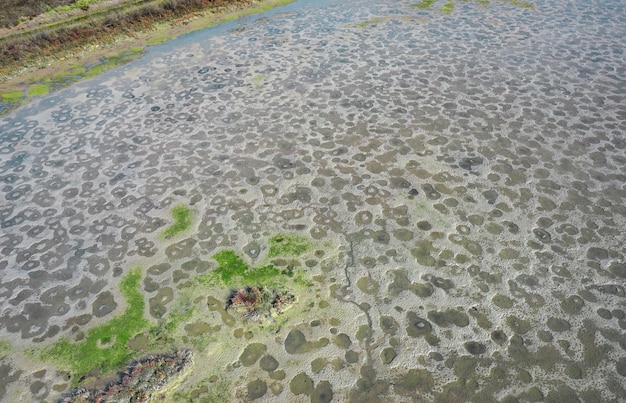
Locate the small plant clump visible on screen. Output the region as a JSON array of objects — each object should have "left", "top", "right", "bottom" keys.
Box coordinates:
[
  {"left": 162, "top": 204, "right": 193, "bottom": 239},
  {"left": 225, "top": 286, "right": 295, "bottom": 323},
  {"left": 59, "top": 350, "right": 194, "bottom": 403}
]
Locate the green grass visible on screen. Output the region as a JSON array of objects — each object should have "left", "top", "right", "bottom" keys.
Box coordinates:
[
  {"left": 41, "top": 268, "right": 153, "bottom": 382},
  {"left": 268, "top": 233, "right": 311, "bottom": 258},
  {"left": 162, "top": 204, "right": 193, "bottom": 239}
]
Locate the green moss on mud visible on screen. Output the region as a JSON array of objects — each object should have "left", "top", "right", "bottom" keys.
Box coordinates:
[
  {"left": 212, "top": 250, "right": 282, "bottom": 285},
  {"left": 268, "top": 233, "right": 311, "bottom": 258},
  {"left": 412, "top": 0, "right": 534, "bottom": 13},
  {"left": 85, "top": 47, "right": 144, "bottom": 78},
  {"left": 1, "top": 91, "right": 24, "bottom": 104},
  {"left": 41, "top": 268, "right": 153, "bottom": 383},
  {"left": 0, "top": 340, "right": 11, "bottom": 356},
  {"left": 442, "top": 1, "right": 455, "bottom": 14},
  {"left": 413, "top": 0, "right": 436, "bottom": 8},
  {"left": 162, "top": 204, "right": 193, "bottom": 239},
  {"left": 27, "top": 83, "right": 50, "bottom": 97}
]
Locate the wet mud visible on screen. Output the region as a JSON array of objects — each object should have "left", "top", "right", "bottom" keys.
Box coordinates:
[{"left": 0, "top": 0, "right": 625, "bottom": 401}]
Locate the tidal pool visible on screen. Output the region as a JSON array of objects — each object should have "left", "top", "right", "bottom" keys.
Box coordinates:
[{"left": 1, "top": 0, "right": 625, "bottom": 401}]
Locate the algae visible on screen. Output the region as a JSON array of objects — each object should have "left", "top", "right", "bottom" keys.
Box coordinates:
[
  {"left": 268, "top": 233, "right": 311, "bottom": 258},
  {"left": 212, "top": 250, "right": 282, "bottom": 285},
  {"left": 27, "top": 84, "right": 50, "bottom": 97},
  {"left": 0, "top": 340, "right": 11, "bottom": 357},
  {"left": 412, "top": 0, "right": 437, "bottom": 8},
  {"left": 162, "top": 204, "right": 193, "bottom": 239},
  {"left": 41, "top": 268, "right": 153, "bottom": 383}
]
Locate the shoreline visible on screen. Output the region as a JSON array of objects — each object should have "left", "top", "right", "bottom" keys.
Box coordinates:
[{"left": 0, "top": 0, "right": 294, "bottom": 115}]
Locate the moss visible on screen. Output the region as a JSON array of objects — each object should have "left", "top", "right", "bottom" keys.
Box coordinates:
[
  {"left": 353, "top": 17, "right": 387, "bottom": 28},
  {"left": 212, "top": 250, "right": 281, "bottom": 285},
  {"left": 410, "top": 0, "right": 534, "bottom": 12},
  {"left": 147, "top": 35, "right": 173, "bottom": 45},
  {"left": 41, "top": 268, "right": 153, "bottom": 383},
  {"left": 1, "top": 91, "right": 24, "bottom": 103},
  {"left": 412, "top": 0, "right": 436, "bottom": 8},
  {"left": 0, "top": 340, "right": 11, "bottom": 356},
  {"left": 252, "top": 75, "right": 267, "bottom": 85},
  {"left": 27, "top": 83, "right": 50, "bottom": 97},
  {"left": 84, "top": 47, "right": 144, "bottom": 79},
  {"left": 442, "top": 1, "right": 455, "bottom": 13},
  {"left": 508, "top": 0, "right": 535, "bottom": 8},
  {"left": 162, "top": 204, "right": 193, "bottom": 239},
  {"left": 268, "top": 233, "right": 311, "bottom": 258}
]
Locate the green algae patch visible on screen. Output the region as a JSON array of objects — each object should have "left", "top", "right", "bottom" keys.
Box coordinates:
[
  {"left": 41, "top": 268, "right": 153, "bottom": 383},
  {"left": 442, "top": 1, "right": 455, "bottom": 14},
  {"left": 1, "top": 91, "right": 25, "bottom": 103},
  {"left": 252, "top": 75, "right": 268, "bottom": 85},
  {"left": 268, "top": 233, "right": 311, "bottom": 258},
  {"left": 27, "top": 83, "right": 50, "bottom": 97},
  {"left": 45, "top": 48, "right": 143, "bottom": 86},
  {"left": 411, "top": 0, "right": 534, "bottom": 13},
  {"left": 506, "top": 0, "right": 535, "bottom": 8},
  {"left": 162, "top": 204, "right": 193, "bottom": 239},
  {"left": 213, "top": 250, "right": 282, "bottom": 285},
  {"left": 0, "top": 340, "right": 11, "bottom": 357},
  {"left": 413, "top": 0, "right": 436, "bottom": 8},
  {"left": 83, "top": 47, "right": 145, "bottom": 79},
  {"left": 350, "top": 17, "right": 389, "bottom": 28}
]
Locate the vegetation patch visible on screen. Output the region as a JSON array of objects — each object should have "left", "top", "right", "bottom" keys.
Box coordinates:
[
  {"left": 212, "top": 250, "right": 283, "bottom": 285},
  {"left": 1, "top": 91, "right": 24, "bottom": 105},
  {"left": 412, "top": 0, "right": 436, "bottom": 9},
  {"left": 41, "top": 268, "right": 153, "bottom": 383},
  {"left": 26, "top": 83, "right": 50, "bottom": 97},
  {"left": 0, "top": 340, "right": 11, "bottom": 356},
  {"left": 225, "top": 286, "right": 295, "bottom": 322},
  {"left": 60, "top": 349, "right": 193, "bottom": 403},
  {"left": 411, "top": 0, "right": 534, "bottom": 13},
  {"left": 442, "top": 1, "right": 455, "bottom": 14},
  {"left": 268, "top": 233, "right": 311, "bottom": 258},
  {"left": 162, "top": 204, "right": 193, "bottom": 239}
]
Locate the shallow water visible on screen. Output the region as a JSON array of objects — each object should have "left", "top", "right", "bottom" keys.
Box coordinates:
[{"left": 1, "top": 0, "right": 625, "bottom": 401}]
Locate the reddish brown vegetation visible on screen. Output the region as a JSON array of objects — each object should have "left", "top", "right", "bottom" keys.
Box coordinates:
[{"left": 60, "top": 349, "right": 193, "bottom": 403}]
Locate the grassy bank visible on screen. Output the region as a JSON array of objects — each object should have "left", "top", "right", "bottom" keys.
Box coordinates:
[{"left": 0, "top": 0, "right": 294, "bottom": 113}]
